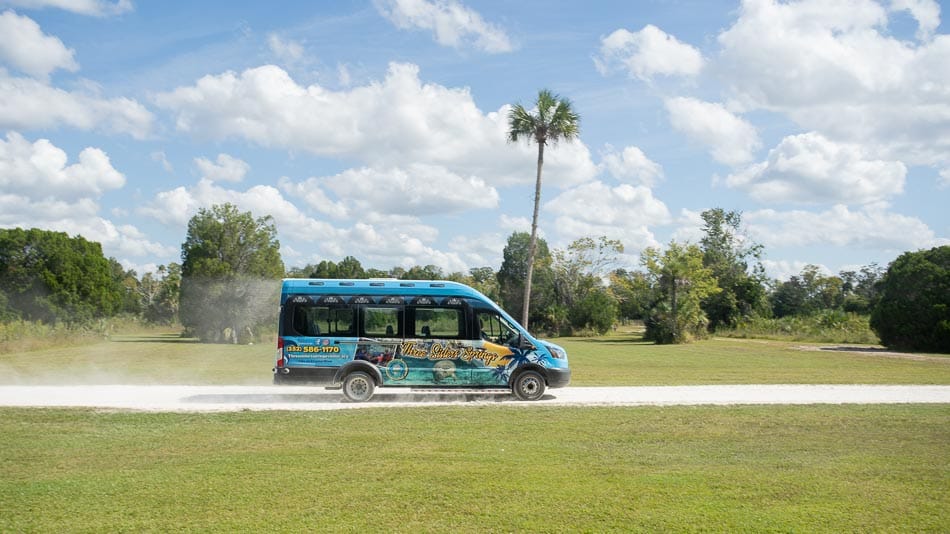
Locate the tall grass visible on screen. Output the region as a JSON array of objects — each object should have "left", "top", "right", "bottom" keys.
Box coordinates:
[
  {"left": 718, "top": 311, "right": 879, "bottom": 345},
  {"left": 0, "top": 317, "right": 175, "bottom": 354}
]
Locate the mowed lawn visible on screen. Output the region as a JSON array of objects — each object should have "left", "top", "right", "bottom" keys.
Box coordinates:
[
  {"left": 0, "top": 405, "right": 947, "bottom": 532},
  {"left": 1, "top": 330, "right": 949, "bottom": 386},
  {"left": 1, "top": 331, "right": 948, "bottom": 531}
]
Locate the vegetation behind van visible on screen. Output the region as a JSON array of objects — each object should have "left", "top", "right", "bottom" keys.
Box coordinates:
[{"left": 274, "top": 279, "right": 570, "bottom": 401}]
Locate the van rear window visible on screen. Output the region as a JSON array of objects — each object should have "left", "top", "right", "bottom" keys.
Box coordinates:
[{"left": 289, "top": 305, "right": 354, "bottom": 337}]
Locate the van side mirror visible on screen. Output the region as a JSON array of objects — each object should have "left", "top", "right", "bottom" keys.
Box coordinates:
[{"left": 518, "top": 335, "right": 535, "bottom": 351}]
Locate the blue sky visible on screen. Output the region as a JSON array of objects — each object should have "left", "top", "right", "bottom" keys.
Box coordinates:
[{"left": 1, "top": 0, "right": 947, "bottom": 280}]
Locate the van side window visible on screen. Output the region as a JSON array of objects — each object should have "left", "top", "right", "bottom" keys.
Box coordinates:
[
  {"left": 476, "top": 311, "right": 518, "bottom": 345},
  {"left": 412, "top": 307, "right": 462, "bottom": 339},
  {"left": 363, "top": 307, "right": 402, "bottom": 338},
  {"left": 290, "top": 305, "right": 354, "bottom": 337}
]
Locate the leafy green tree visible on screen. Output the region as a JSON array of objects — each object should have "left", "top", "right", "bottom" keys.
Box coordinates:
[
  {"left": 401, "top": 265, "right": 444, "bottom": 280},
  {"left": 698, "top": 208, "right": 768, "bottom": 329},
  {"left": 839, "top": 263, "right": 884, "bottom": 314},
  {"left": 507, "top": 89, "right": 580, "bottom": 326},
  {"left": 141, "top": 264, "right": 180, "bottom": 324},
  {"left": 497, "top": 231, "right": 554, "bottom": 328},
  {"left": 300, "top": 256, "right": 367, "bottom": 279},
  {"left": 870, "top": 246, "right": 950, "bottom": 353},
  {"left": 467, "top": 266, "right": 499, "bottom": 300},
  {"left": 109, "top": 258, "right": 140, "bottom": 315},
  {"left": 642, "top": 241, "right": 720, "bottom": 344},
  {"left": 336, "top": 256, "right": 366, "bottom": 278},
  {"left": 771, "top": 265, "right": 844, "bottom": 318},
  {"left": 609, "top": 269, "right": 653, "bottom": 321},
  {"left": 569, "top": 287, "right": 618, "bottom": 335},
  {"left": 180, "top": 204, "right": 284, "bottom": 343},
  {"left": 551, "top": 236, "right": 623, "bottom": 334},
  {"left": 0, "top": 228, "right": 125, "bottom": 324}
]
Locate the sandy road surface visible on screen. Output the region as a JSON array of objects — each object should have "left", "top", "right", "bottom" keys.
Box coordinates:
[{"left": 1, "top": 385, "right": 949, "bottom": 412}]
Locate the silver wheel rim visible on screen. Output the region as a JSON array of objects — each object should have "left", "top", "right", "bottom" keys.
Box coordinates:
[
  {"left": 520, "top": 376, "right": 541, "bottom": 398},
  {"left": 347, "top": 377, "right": 370, "bottom": 399}
]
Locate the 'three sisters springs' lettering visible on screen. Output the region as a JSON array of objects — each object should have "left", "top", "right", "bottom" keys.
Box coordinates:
[{"left": 398, "top": 341, "right": 506, "bottom": 366}]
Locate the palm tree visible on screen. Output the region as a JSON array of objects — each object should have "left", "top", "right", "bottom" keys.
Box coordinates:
[{"left": 507, "top": 89, "right": 580, "bottom": 327}]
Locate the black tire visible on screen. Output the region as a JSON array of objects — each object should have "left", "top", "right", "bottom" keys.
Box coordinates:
[
  {"left": 342, "top": 371, "right": 375, "bottom": 402},
  {"left": 512, "top": 370, "right": 545, "bottom": 401}
]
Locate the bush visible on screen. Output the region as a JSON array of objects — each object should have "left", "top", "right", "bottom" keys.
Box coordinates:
[
  {"left": 719, "top": 312, "right": 879, "bottom": 345},
  {"left": 870, "top": 246, "right": 950, "bottom": 353}
]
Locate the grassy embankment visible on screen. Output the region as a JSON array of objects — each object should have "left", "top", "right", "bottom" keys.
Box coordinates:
[{"left": 1, "top": 329, "right": 948, "bottom": 531}]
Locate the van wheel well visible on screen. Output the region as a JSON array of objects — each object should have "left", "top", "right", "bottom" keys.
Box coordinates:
[{"left": 334, "top": 361, "right": 382, "bottom": 386}]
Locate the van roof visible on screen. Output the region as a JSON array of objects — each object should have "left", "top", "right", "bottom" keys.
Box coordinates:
[{"left": 280, "top": 279, "right": 486, "bottom": 299}]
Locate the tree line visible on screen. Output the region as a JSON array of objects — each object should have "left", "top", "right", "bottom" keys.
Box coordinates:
[{"left": 1, "top": 204, "right": 947, "bottom": 352}]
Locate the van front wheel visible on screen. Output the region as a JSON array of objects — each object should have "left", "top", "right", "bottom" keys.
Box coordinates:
[
  {"left": 512, "top": 370, "right": 545, "bottom": 401},
  {"left": 342, "top": 371, "right": 375, "bottom": 402}
]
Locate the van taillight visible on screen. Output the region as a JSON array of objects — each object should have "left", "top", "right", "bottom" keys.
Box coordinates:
[{"left": 276, "top": 337, "right": 285, "bottom": 367}]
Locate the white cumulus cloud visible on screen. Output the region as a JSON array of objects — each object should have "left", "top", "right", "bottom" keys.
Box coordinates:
[
  {"left": 600, "top": 144, "right": 663, "bottom": 187},
  {"left": 0, "top": 10, "right": 78, "bottom": 80},
  {"left": 727, "top": 132, "right": 906, "bottom": 205},
  {"left": 0, "top": 131, "right": 124, "bottom": 198},
  {"left": 375, "top": 0, "right": 513, "bottom": 53},
  {"left": 665, "top": 97, "right": 761, "bottom": 166},
  {"left": 154, "top": 62, "right": 597, "bottom": 188},
  {"left": 0, "top": 73, "right": 153, "bottom": 138},
  {"left": 546, "top": 181, "right": 671, "bottom": 253},
  {"left": 195, "top": 153, "right": 249, "bottom": 183},
  {"left": 717, "top": 0, "right": 950, "bottom": 173},
  {"left": 0, "top": 132, "right": 171, "bottom": 259},
  {"left": 746, "top": 203, "right": 944, "bottom": 250},
  {"left": 595, "top": 24, "right": 704, "bottom": 80}
]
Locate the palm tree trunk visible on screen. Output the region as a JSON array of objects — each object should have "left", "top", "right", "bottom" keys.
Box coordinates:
[{"left": 522, "top": 141, "right": 545, "bottom": 327}]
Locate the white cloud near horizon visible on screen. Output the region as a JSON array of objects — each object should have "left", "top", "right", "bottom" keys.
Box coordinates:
[
  {"left": 0, "top": 131, "right": 171, "bottom": 259},
  {"left": 0, "top": 131, "right": 124, "bottom": 198},
  {"left": 595, "top": 24, "right": 704, "bottom": 80},
  {"left": 726, "top": 132, "right": 906, "bottom": 205},
  {"left": 546, "top": 181, "right": 670, "bottom": 253},
  {"left": 375, "top": 0, "right": 513, "bottom": 53},
  {"left": 746, "top": 203, "right": 945, "bottom": 251},
  {"left": 138, "top": 177, "right": 474, "bottom": 273}
]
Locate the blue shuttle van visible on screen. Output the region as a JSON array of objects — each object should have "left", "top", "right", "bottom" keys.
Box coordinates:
[{"left": 274, "top": 279, "right": 570, "bottom": 401}]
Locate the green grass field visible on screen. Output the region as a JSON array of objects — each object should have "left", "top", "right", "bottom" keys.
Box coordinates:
[
  {"left": 1, "top": 331, "right": 948, "bottom": 531},
  {"left": 1, "top": 405, "right": 947, "bottom": 532},
  {"left": 1, "top": 329, "right": 948, "bottom": 386}
]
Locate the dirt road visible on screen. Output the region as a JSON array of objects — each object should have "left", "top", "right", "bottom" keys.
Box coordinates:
[{"left": 1, "top": 384, "right": 948, "bottom": 412}]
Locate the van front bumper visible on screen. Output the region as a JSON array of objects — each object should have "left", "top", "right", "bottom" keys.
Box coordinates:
[{"left": 545, "top": 368, "right": 571, "bottom": 388}]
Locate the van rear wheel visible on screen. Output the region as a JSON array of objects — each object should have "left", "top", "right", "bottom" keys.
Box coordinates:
[
  {"left": 512, "top": 370, "right": 545, "bottom": 401},
  {"left": 342, "top": 371, "right": 375, "bottom": 402}
]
